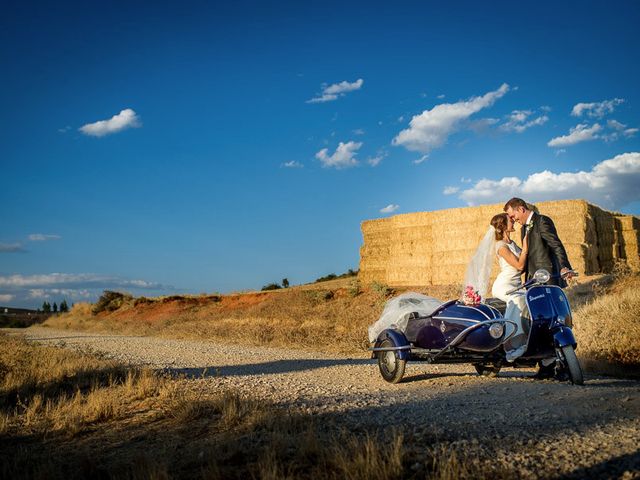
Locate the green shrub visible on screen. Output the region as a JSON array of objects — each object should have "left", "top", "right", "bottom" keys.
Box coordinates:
[
  {"left": 315, "top": 269, "right": 358, "bottom": 283},
  {"left": 315, "top": 273, "right": 337, "bottom": 283},
  {"left": 92, "top": 291, "right": 133, "bottom": 314},
  {"left": 348, "top": 279, "right": 362, "bottom": 297},
  {"left": 261, "top": 283, "right": 282, "bottom": 291},
  {"left": 370, "top": 282, "right": 394, "bottom": 298},
  {"left": 303, "top": 290, "right": 335, "bottom": 305}
]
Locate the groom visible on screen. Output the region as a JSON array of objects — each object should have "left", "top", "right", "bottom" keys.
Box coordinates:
[
  {"left": 503, "top": 197, "right": 574, "bottom": 287},
  {"left": 504, "top": 197, "right": 574, "bottom": 380}
]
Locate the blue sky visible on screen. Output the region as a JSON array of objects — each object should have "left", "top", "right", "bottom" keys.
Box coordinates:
[{"left": 2, "top": 0, "right": 639, "bottom": 308}]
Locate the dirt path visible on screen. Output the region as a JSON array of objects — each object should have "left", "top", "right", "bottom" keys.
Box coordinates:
[{"left": 7, "top": 326, "right": 640, "bottom": 479}]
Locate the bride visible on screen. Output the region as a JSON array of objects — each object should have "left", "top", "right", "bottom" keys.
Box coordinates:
[{"left": 464, "top": 213, "right": 529, "bottom": 362}]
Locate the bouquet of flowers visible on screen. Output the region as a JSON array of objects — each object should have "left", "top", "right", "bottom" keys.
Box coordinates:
[{"left": 462, "top": 285, "right": 482, "bottom": 305}]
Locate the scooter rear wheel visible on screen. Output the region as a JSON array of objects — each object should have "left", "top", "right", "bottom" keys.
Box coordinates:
[
  {"left": 377, "top": 339, "right": 406, "bottom": 383},
  {"left": 558, "top": 345, "right": 584, "bottom": 385}
]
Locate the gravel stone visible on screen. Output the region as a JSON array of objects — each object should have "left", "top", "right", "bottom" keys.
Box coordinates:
[{"left": 6, "top": 326, "right": 640, "bottom": 478}]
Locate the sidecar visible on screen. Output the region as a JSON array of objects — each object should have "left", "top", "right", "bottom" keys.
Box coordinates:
[{"left": 370, "top": 299, "right": 515, "bottom": 383}]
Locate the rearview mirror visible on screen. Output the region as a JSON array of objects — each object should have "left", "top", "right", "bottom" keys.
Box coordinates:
[{"left": 534, "top": 269, "right": 551, "bottom": 284}]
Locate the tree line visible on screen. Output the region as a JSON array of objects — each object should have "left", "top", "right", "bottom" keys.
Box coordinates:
[{"left": 40, "top": 300, "right": 69, "bottom": 313}]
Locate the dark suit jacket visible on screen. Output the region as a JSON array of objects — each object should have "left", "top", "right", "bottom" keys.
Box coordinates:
[{"left": 522, "top": 213, "right": 572, "bottom": 287}]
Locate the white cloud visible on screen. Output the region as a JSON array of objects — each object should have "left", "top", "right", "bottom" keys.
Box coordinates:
[
  {"left": 315, "top": 141, "right": 362, "bottom": 169},
  {"left": 79, "top": 108, "right": 141, "bottom": 137},
  {"left": 281, "top": 161, "right": 303, "bottom": 168},
  {"left": 468, "top": 118, "right": 500, "bottom": 134},
  {"left": 28, "top": 288, "right": 92, "bottom": 300},
  {"left": 571, "top": 98, "right": 624, "bottom": 118},
  {"left": 413, "top": 155, "right": 428, "bottom": 165},
  {"left": 456, "top": 152, "right": 640, "bottom": 209},
  {"left": 605, "top": 120, "right": 639, "bottom": 141},
  {"left": 547, "top": 123, "right": 602, "bottom": 147},
  {"left": 307, "top": 79, "right": 363, "bottom": 103},
  {"left": 0, "top": 273, "right": 165, "bottom": 289},
  {"left": 380, "top": 204, "right": 399, "bottom": 214},
  {"left": 608, "top": 119, "right": 626, "bottom": 131},
  {"left": 0, "top": 294, "right": 15, "bottom": 303},
  {"left": 352, "top": 128, "right": 365, "bottom": 135},
  {"left": 28, "top": 234, "right": 61, "bottom": 241},
  {"left": 367, "top": 155, "right": 384, "bottom": 167},
  {"left": 500, "top": 110, "right": 548, "bottom": 133},
  {"left": 555, "top": 149, "right": 567, "bottom": 157},
  {"left": 0, "top": 243, "right": 25, "bottom": 253},
  {"left": 0, "top": 273, "right": 174, "bottom": 309},
  {"left": 392, "top": 83, "right": 510, "bottom": 154},
  {"left": 437, "top": 94, "right": 445, "bottom": 99},
  {"left": 443, "top": 186, "right": 459, "bottom": 195},
  {"left": 549, "top": 118, "right": 638, "bottom": 147}
]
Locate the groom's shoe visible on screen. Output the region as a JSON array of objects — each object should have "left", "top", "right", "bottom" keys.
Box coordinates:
[{"left": 533, "top": 362, "right": 555, "bottom": 380}]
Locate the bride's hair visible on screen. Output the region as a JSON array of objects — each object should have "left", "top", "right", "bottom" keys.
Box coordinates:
[{"left": 490, "top": 213, "right": 508, "bottom": 241}]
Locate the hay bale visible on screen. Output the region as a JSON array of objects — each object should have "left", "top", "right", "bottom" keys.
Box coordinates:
[{"left": 616, "top": 215, "right": 640, "bottom": 231}]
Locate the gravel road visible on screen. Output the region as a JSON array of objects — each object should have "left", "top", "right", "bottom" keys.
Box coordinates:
[{"left": 6, "top": 326, "right": 640, "bottom": 479}]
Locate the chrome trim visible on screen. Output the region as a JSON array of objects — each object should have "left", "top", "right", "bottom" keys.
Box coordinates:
[
  {"left": 368, "top": 345, "right": 412, "bottom": 352},
  {"left": 502, "top": 320, "right": 518, "bottom": 340},
  {"left": 447, "top": 319, "right": 505, "bottom": 347},
  {"left": 429, "top": 318, "right": 512, "bottom": 361},
  {"left": 485, "top": 304, "right": 501, "bottom": 318},
  {"left": 465, "top": 305, "right": 491, "bottom": 320},
  {"left": 433, "top": 315, "right": 480, "bottom": 324}
]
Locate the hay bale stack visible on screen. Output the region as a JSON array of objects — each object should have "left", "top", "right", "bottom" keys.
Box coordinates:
[
  {"left": 359, "top": 199, "right": 640, "bottom": 286},
  {"left": 615, "top": 215, "right": 640, "bottom": 270}
]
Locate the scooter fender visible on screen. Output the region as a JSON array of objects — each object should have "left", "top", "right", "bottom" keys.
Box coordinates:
[
  {"left": 373, "top": 329, "right": 411, "bottom": 361},
  {"left": 553, "top": 326, "right": 577, "bottom": 348}
]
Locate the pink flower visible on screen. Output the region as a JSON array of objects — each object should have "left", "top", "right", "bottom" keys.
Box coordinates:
[{"left": 462, "top": 285, "right": 482, "bottom": 305}]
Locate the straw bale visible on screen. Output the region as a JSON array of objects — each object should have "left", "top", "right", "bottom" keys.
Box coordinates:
[
  {"left": 620, "top": 232, "right": 640, "bottom": 253},
  {"left": 565, "top": 244, "right": 597, "bottom": 275},
  {"left": 616, "top": 223, "right": 640, "bottom": 269},
  {"left": 611, "top": 242, "right": 623, "bottom": 261},
  {"left": 616, "top": 215, "right": 640, "bottom": 231}
]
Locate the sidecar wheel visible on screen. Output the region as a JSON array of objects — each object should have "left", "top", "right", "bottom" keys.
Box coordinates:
[
  {"left": 474, "top": 363, "right": 501, "bottom": 377},
  {"left": 559, "top": 345, "right": 584, "bottom": 385},
  {"left": 377, "top": 339, "right": 406, "bottom": 383}
]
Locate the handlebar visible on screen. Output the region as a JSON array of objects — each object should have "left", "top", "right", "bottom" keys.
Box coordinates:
[{"left": 505, "top": 269, "right": 578, "bottom": 295}]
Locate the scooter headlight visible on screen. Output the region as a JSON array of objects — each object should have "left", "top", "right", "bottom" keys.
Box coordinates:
[
  {"left": 534, "top": 269, "right": 551, "bottom": 284},
  {"left": 489, "top": 323, "right": 504, "bottom": 339}
]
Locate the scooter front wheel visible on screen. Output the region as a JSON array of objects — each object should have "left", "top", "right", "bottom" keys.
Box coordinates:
[
  {"left": 377, "top": 339, "right": 406, "bottom": 383},
  {"left": 558, "top": 345, "right": 584, "bottom": 385}
]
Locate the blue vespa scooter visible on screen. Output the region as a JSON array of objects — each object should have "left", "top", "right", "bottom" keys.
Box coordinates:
[{"left": 370, "top": 269, "right": 584, "bottom": 385}]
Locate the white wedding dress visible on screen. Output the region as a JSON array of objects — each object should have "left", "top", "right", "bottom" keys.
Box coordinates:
[{"left": 492, "top": 240, "right": 529, "bottom": 361}]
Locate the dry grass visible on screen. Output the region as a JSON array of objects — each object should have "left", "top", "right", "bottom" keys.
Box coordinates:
[
  {"left": 0, "top": 335, "right": 169, "bottom": 437},
  {"left": 573, "top": 272, "right": 640, "bottom": 377},
  {"left": 45, "top": 281, "right": 460, "bottom": 355},
  {"left": 2, "top": 334, "right": 496, "bottom": 480}
]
